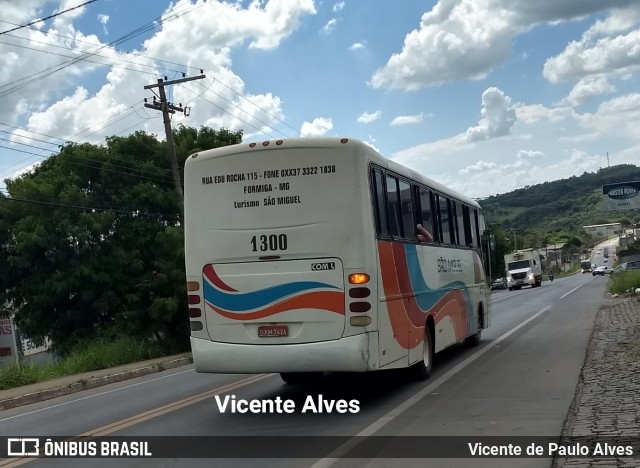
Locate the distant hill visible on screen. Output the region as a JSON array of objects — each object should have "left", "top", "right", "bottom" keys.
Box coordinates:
[{"left": 478, "top": 164, "right": 640, "bottom": 233}]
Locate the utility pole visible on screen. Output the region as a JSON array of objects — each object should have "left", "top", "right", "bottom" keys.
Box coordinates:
[
  {"left": 144, "top": 73, "right": 205, "bottom": 217},
  {"left": 510, "top": 228, "right": 519, "bottom": 253}
]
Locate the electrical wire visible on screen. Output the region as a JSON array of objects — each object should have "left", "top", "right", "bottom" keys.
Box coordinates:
[
  {"left": 0, "top": 22, "right": 197, "bottom": 75},
  {"left": 0, "top": 39, "right": 161, "bottom": 78},
  {"left": 181, "top": 85, "right": 278, "bottom": 140},
  {"left": 0, "top": 103, "right": 175, "bottom": 184},
  {"left": 214, "top": 78, "right": 303, "bottom": 137},
  {"left": 193, "top": 80, "right": 291, "bottom": 139},
  {"left": 0, "top": 0, "right": 98, "bottom": 36},
  {"left": 0, "top": 1, "right": 205, "bottom": 98},
  {"left": 0, "top": 189, "right": 178, "bottom": 218}
]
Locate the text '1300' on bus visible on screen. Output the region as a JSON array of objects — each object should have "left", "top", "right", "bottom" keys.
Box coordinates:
[{"left": 184, "top": 137, "right": 490, "bottom": 384}]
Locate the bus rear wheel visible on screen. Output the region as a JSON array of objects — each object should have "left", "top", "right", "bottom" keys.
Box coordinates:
[
  {"left": 280, "top": 372, "right": 323, "bottom": 385},
  {"left": 465, "top": 312, "right": 482, "bottom": 347},
  {"left": 409, "top": 327, "right": 433, "bottom": 381}
]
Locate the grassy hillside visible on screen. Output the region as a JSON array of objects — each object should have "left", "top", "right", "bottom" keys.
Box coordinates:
[{"left": 479, "top": 164, "right": 640, "bottom": 234}]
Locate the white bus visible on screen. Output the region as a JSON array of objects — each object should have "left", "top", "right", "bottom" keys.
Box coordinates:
[{"left": 184, "top": 137, "right": 489, "bottom": 383}]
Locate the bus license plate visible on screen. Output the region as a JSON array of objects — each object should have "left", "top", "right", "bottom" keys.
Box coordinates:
[{"left": 258, "top": 325, "right": 288, "bottom": 337}]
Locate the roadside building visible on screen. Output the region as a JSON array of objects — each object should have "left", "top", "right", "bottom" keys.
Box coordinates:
[{"left": 582, "top": 223, "right": 622, "bottom": 237}]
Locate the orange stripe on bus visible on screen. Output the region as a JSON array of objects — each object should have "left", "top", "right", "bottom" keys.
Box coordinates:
[
  {"left": 378, "top": 241, "right": 422, "bottom": 349},
  {"left": 378, "top": 241, "right": 471, "bottom": 348}
]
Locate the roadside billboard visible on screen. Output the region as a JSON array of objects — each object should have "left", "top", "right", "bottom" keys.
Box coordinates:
[
  {"left": 0, "top": 317, "right": 19, "bottom": 366},
  {"left": 602, "top": 180, "right": 640, "bottom": 211}
]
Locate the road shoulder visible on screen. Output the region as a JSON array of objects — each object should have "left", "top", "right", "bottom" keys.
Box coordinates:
[{"left": 0, "top": 353, "right": 192, "bottom": 411}]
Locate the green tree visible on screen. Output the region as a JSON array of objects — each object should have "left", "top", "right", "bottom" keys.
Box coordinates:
[{"left": 0, "top": 127, "right": 242, "bottom": 354}]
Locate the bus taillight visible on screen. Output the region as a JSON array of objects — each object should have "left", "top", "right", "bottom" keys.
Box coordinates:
[
  {"left": 349, "top": 287, "right": 371, "bottom": 298},
  {"left": 348, "top": 273, "right": 370, "bottom": 284},
  {"left": 186, "top": 282, "right": 203, "bottom": 330},
  {"left": 349, "top": 302, "right": 371, "bottom": 313}
]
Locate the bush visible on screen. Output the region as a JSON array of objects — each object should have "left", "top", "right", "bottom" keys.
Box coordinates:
[
  {"left": 609, "top": 270, "right": 640, "bottom": 295},
  {"left": 0, "top": 337, "right": 167, "bottom": 391}
]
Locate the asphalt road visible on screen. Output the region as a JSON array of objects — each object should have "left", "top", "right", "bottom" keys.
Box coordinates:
[{"left": 0, "top": 272, "right": 608, "bottom": 468}]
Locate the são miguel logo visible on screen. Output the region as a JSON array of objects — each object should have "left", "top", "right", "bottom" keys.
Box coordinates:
[{"left": 607, "top": 185, "right": 638, "bottom": 200}]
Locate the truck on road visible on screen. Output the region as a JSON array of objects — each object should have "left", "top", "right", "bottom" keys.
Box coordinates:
[{"left": 505, "top": 249, "right": 543, "bottom": 290}]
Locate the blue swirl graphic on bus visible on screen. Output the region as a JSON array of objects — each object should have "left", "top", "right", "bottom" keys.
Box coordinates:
[
  {"left": 203, "top": 279, "right": 338, "bottom": 312},
  {"left": 404, "top": 244, "right": 474, "bottom": 321}
]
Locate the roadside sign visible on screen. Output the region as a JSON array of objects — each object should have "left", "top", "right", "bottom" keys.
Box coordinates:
[
  {"left": 602, "top": 180, "right": 640, "bottom": 211},
  {"left": 0, "top": 317, "right": 19, "bottom": 366}
]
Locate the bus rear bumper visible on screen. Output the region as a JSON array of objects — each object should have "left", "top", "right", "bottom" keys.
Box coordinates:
[{"left": 190, "top": 333, "right": 377, "bottom": 373}]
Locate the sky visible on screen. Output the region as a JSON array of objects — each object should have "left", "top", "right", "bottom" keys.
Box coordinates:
[{"left": 1, "top": 0, "right": 640, "bottom": 199}]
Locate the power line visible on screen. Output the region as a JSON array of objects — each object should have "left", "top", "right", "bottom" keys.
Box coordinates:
[
  {"left": 181, "top": 85, "right": 278, "bottom": 139},
  {"left": 0, "top": 142, "right": 175, "bottom": 185},
  {"left": 0, "top": 39, "right": 161, "bottom": 79},
  {"left": 0, "top": 105, "right": 175, "bottom": 184},
  {"left": 70, "top": 103, "right": 146, "bottom": 142},
  {"left": 0, "top": 21, "right": 197, "bottom": 74},
  {"left": 0, "top": 129, "right": 63, "bottom": 148},
  {"left": 0, "top": 101, "right": 165, "bottom": 181},
  {"left": 0, "top": 136, "right": 57, "bottom": 153},
  {"left": 0, "top": 189, "right": 176, "bottom": 218},
  {"left": 213, "top": 78, "right": 303, "bottom": 137},
  {"left": 193, "top": 80, "right": 292, "bottom": 139},
  {"left": 0, "top": 0, "right": 98, "bottom": 36},
  {"left": 0, "top": 123, "right": 68, "bottom": 143},
  {"left": 0, "top": 1, "right": 205, "bottom": 98}
]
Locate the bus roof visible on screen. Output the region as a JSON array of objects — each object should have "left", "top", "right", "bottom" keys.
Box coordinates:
[{"left": 188, "top": 137, "right": 482, "bottom": 210}]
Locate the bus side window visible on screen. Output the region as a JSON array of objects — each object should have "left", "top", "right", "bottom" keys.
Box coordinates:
[
  {"left": 472, "top": 209, "right": 481, "bottom": 248},
  {"left": 418, "top": 188, "right": 435, "bottom": 243},
  {"left": 386, "top": 175, "right": 403, "bottom": 238},
  {"left": 462, "top": 205, "right": 473, "bottom": 247},
  {"left": 455, "top": 201, "right": 465, "bottom": 246},
  {"left": 398, "top": 179, "right": 415, "bottom": 240},
  {"left": 437, "top": 195, "right": 453, "bottom": 245},
  {"left": 372, "top": 169, "right": 389, "bottom": 237}
]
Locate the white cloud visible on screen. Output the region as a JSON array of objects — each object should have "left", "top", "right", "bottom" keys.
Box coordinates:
[
  {"left": 515, "top": 104, "right": 575, "bottom": 125},
  {"left": 364, "top": 136, "right": 381, "bottom": 153},
  {"left": 544, "top": 28, "right": 640, "bottom": 83},
  {"left": 465, "top": 87, "right": 516, "bottom": 142},
  {"left": 98, "top": 14, "right": 109, "bottom": 34},
  {"left": 391, "top": 89, "right": 640, "bottom": 198},
  {"left": 320, "top": 18, "right": 337, "bottom": 35},
  {"left": 439, "top": 149, "right": 605, "bottom": 198},
  {"left": 460, "top": 160, "right": 497, "bottom": 175},
  {"left": 0, "top": 16, "right": 117, "bottom": 126},
  {"left": 333, "top": 2, "right": 345, "bottom": 13},
  {"left": 6, "top": 161, "right": 42, "bottom": 181},
  {"left": 357, "top": 110, "right": 381, "bottom": 124},
  {"left": 577, "top": 92, "right": 640, "bottom": 140},
  {"left": 589, "top": 4, "right": 640, "bottom": 35},
  {"left": 349, "top": 42, "right": 365, "bottom": 51},
  {"left": 301, "top": 117, "right": 333, "bottom": 136},
  {"left": 516, "top": 149, "right": 544, "bottom": 160},
  {"left": 146, "top": 0, "right": 317, "bottom": 52},
  {"left": 560, "top": 75, "right": 616, "bottom": 106},
  {"left": 390, "top": 112, "right": 424, "bottom": 126},
  {"left": 370, "top": 0, "right": 638, "bottom": 91},
  {"left": 4, "top": 0, "right": 316, "bottom": 146}
]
